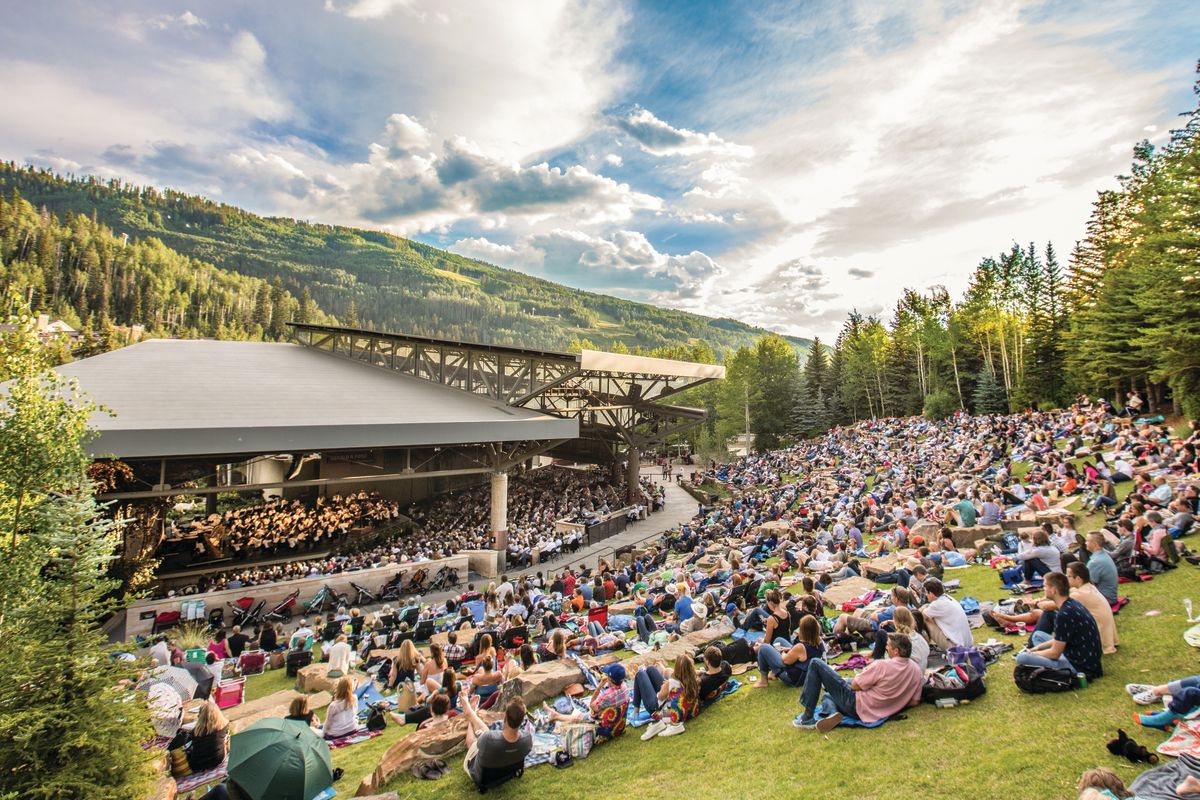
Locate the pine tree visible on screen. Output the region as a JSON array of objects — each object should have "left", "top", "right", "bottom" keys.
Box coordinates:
[
  {"left": 269, "top": 277, "right": 289, "bottom": 339},
  {"left": 971, "top": 367, "right": 1008, "bottom": 414},
  {"left": 0, "top": 312, "right": 157, "bottom": 799},
  {"left": 345, "top": 298, "right": 359, "bottom": 327},
  {"left": 298, "top": 286, "right": 314, "bottom": 324}
]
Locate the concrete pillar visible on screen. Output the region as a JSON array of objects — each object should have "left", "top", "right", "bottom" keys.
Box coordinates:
[
  {"left": 490, "top": 471, "right": 508, "bottom": 552},
  {"left": 626, "top": 447, "right": 640, "bottom": 503},
  {"left": 205, "top": 470, "right": 218, "bottom": 516}
]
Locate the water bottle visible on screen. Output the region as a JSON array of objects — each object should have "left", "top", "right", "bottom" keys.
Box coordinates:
[{"left": 1076, "top": 672, "right": 1088, "bottom": 688}]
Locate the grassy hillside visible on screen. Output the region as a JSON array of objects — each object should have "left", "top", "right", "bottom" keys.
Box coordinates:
[{"left": 0, "top": 163, "right": 811, "bottom": 355}]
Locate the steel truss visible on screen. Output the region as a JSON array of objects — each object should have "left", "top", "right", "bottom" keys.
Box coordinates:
[{"left": 289, "top": 323, "right": 716, "bottom": 456}]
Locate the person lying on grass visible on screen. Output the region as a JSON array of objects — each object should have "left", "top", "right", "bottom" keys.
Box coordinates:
[
  {"left": 390, "top": 669, "right": 459, "bottom": 727},
  {"left": 1126, "top": 673, "right": 1200, "bottom": 730},
  {"left": 1077, "top": 767, "right": 1200, "bottom": 799},
  {"left": 794, "top": 632, "right": 923, "bottom": 732}
]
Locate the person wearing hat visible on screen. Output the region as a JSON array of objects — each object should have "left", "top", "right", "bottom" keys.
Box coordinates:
[{"left": 543, "top": 663, "right": 630, "bottom": 741}]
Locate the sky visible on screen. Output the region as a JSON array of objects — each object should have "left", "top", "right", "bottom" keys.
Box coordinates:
[{"left": 1, "top": 0, "right": 1196, "bottom": 340}]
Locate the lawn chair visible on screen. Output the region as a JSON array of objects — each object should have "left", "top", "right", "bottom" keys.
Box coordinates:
[
  {"left": 238, "top": 649, "right": 266, "bottom": 676},
  {"left": 587, "top": 604, "right": 609, "bottom": 629},
  {"left": 474, "top": 761, "right": 524, "bottom": 794}
]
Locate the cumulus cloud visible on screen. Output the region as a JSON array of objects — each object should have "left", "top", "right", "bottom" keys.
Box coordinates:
[
  {"left": 1, "top": 0, "right": 1193, "bottom": 340},
  {"left": 614, "top": 107, "right": 754, "bottom": 159},
  {"left": 451, "top": 229, "right": 721, "bottom": 300}
]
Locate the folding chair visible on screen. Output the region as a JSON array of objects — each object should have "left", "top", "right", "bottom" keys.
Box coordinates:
[
  {"left": 238, "top": 649, "right": 266, "bottom": 676},
  {"left": 587, "top": 604, "right": 609, "bottom": 629}
]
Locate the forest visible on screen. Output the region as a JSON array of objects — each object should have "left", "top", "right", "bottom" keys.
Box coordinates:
[
  {"left": 676, "top": 65, "right": 1199, "bottom": 455},
  {"left": 0, "top": 163, "right": 809, "bottom": 356}
]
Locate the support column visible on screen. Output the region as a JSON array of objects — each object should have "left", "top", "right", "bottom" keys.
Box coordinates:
[
  {"left": 205, "top": 470, "right": 218, "bottom": 516},
  {"left": 490, "top": 471, "right": 508, "bottom": 553},
  {"left": 626, "top": 447, "right": 640, "bottom": 504}
]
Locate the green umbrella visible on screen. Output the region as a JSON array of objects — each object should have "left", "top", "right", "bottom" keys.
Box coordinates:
[{"left": 228, "top": 718, "right": 334, "bottom": 800}]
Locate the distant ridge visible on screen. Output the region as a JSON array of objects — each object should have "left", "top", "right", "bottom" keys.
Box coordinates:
[{"left": 0, "top": 162, "right": 812, "bottom": 356}]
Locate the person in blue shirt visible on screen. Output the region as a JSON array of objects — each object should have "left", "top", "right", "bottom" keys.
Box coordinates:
[
  {"left": 1081, "top": 533, "right": 1119, "bottom": 604},
  {"left": 667, "top": 584, "right": 694, "bottom": 633}
]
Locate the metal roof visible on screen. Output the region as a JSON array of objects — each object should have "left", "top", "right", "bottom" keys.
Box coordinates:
[
  {"left": 579, "top": 349, "right": 726, "bottom": 380},
  {"left": 52, "top": 339, "right": 578, "bottom": 459}
]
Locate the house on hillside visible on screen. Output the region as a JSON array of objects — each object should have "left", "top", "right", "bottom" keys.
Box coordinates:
[{"left": 0, "top": 314, "right": 82, "bottom": 342}]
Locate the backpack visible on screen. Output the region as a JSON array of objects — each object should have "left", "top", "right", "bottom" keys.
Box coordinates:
[
  {"left": 1013, "top": 664, "right": 1076, "bottom": 694},
  {"left": 946, "top": 645, "right": 987, "bottom": 675},
  {"left": 365, "top": 702, "right": 388, "bottom": 732},
  {"left": 922, "top": 664, "right": 987, "bottom": 704}
]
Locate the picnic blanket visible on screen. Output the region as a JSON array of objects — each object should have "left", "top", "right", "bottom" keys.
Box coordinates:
[
  {"left": 803, "top": 697, "right": 891, "bottom": 729},
  {"left": 175, "top": 762, "right": 228, "bottom": 793},
  {"left": 1158, "top": 719, "right": 1200, "bottom": 759},
  {"left": 626, "top": 679, "right": 742, "bottom": 727},
  {"left": 327, "top": 728, "right": 383, "bottom": 749}
]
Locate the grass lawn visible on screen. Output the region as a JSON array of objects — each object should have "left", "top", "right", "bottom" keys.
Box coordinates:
[{"left": 238, "top": 553, "right": 1199, "bottom": 800}]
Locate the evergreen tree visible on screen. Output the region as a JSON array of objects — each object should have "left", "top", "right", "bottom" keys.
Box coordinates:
[
  {"left": 971, "top": 367, "right": 1008, "bottom": 414},
  {"left": 0, "top": 312, "right": 157, "bottom": 798}
]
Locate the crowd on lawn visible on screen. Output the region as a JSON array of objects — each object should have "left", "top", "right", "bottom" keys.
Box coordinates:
[
  {"left": 151, "top": 397, "right": 1200, "bottom": 797},
  {"left": 160, "top": 467, "right": 668, "bottom": 597}
]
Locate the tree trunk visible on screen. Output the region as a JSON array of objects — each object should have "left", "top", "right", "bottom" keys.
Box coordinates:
[{"left": 951, "top": 346, "right": 965, "bottom": 410}]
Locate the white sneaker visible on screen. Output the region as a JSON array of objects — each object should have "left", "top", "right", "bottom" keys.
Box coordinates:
[
  {"left": 1126, "top": 683, "right": 1154, "bottom": 697},
  {"left": 659, "top": 722, "right": 685, "bottom": 737},
  {"left": 1132, "top": 690, "right": 1160, "bottom": 706},
  {"left": 640, "top": 719, "right": 667, "bottom": 741}
]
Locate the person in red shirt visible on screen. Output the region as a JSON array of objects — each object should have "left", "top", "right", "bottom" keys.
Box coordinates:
[
  {"left": 602, "top": 573, "right": 617, "bottom": 601},
  {"left": 563, "top": 571, "right": 577, "bottom": 598}
]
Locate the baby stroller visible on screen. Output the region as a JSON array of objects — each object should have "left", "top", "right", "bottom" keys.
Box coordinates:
[
  {"left": 304, "top": 583, "right": 348, "bottom": 615},
  {"left": 402, "top": 568, "right": 429, "bottom": 596},
  {"left": 265, "top": 588, "right": 300, "bottom": 623},
  {"left": 379, "top": 571, "right": 406, "bottom": 602},
  {"left": 228, "top": 597, "right": 266, "bottom": 629},
  {"left": 427, "top": 565, "right": 460, "bottom": 593},
  {"left": 350, "top": 581, "right": 378, "bottom": 606}
]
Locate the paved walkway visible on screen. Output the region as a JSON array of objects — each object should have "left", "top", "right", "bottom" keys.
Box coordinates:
[{"left": 372, "top": 472, "right": 700, "bottom": 611}]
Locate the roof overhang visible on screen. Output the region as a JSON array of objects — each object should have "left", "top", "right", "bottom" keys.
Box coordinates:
[
  {"left": 46, "top": 339, "right": 577, "bottom": 459},
  {"left": 579, "top": 349, "right": 725, "bottom": 380}
]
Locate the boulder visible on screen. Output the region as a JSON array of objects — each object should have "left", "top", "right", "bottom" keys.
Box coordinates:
[
  {"left": 295, "top": 663, "right": 366, "bottom": 693},
  {"left": 355, "top": 711, "right": 501, "bottom": 796},
  {"left": 494, "top": 659, "right": 586, "bottom": 710},
  {"left": 908, "top": 519, "right": 941, "bottom": 543},
  {"left": 820, "top": 576, "right": 877, "bottom": 607},
  {"left": 148, "top": 774, "right": 176, "bottom": 800},
  {"left": 863, "top": 549, "right": 917, "bottom": 578},
  {"left": 621, "top": 621, "right": 733, "bottom": 673},
  {"left": 949, "top": 524, "right": 1001, "bottom": 549}
]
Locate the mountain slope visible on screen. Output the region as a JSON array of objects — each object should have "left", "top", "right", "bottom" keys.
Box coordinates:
[{"left": 0, "top": 163, "right": 810, "bottom": 355}]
